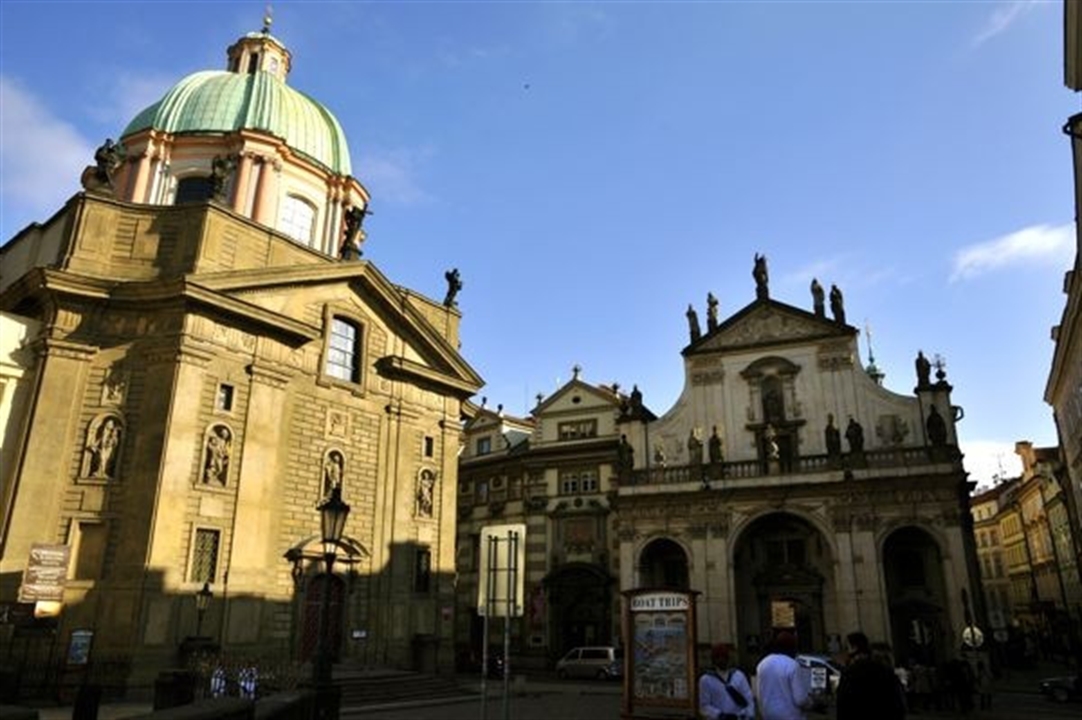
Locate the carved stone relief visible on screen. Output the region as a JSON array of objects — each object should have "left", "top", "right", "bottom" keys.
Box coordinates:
[
  {"left": 101, "top": 367, "right": 128, "bottom": 406},
  {"left": 875, "top": 414, "right": 910, "bottom": 447}
]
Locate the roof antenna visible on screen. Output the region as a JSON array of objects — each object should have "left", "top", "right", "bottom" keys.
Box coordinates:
[{"left": 262, "top": 5, "right": 273, "bottom": 34}]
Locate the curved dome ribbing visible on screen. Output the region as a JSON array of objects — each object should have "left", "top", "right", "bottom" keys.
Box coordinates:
[{"left": 122, "top": 70, "right": 351, "bottom": 175}]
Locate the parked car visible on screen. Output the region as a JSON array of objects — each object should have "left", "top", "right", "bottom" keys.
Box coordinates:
[
  {"left": 555, "top": 646, "right": 624, "bottom": 680},
  {"left": 1039, "top": 672, "right": 1082, "bottom": 703},
  {"left": 796, "top": 654, "right": 842, "bottom": 694}
]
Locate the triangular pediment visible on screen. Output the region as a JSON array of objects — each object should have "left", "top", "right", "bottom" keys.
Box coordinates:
[
  {"left": 187, "top": 262, "right": 483, "bottom": 397},
  {"left": 534, "top": 378, "right": 622, "bottom": 415},
  {"left": 687, "top": 299, "right": 854, "bottom": 354}
]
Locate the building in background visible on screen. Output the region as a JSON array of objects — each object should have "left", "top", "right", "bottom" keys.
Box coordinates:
[
  {"left": 977, "top": 443, "right": 1081, "bottom": 665},
  {"left": 0, "top": 23, "right": 481, "bottom": 688},
  {"left": 1046, "top": 0, "right": 1082, "bottom": 603},
  {"left": 463, "top": 263, "right": 984, "bottom": 672},
  {"left": 456, "top": 375, "right": 635, "bottom": 670}
]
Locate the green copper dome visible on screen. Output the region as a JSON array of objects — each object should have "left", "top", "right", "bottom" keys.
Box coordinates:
[{"left": 122, "top": 69, "right": 352, "bottom": 175}]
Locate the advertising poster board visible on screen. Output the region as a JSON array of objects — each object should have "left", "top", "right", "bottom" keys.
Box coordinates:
[{"left": 621, "top": 588, "right": 699, "bottom": 720}]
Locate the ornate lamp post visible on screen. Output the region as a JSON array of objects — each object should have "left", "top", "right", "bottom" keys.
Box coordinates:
[
  {"left": 314, "top": 485, "right": 350, "bottom": 713},
  {"left": 195, "top": 582, "right": 213, "bottom": 637}
]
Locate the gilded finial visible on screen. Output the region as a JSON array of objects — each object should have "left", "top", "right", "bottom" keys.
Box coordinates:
[{"left": 262, "top": 5, "right": 273, "bottom": 34}]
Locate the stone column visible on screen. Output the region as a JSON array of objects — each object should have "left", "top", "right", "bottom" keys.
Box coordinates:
[
  {"left": 228, "top": 362, "right": 291, "bottom": 591},
  {"left": 0, "top": 338, "right": 93, "bottom": 587},
  {"left": 233, "top": 153, "right": 254, "bottom": 215}
]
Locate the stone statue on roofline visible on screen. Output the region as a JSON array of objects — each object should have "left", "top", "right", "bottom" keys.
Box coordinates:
[
  {"left": 340, "top": 205, "right": 371, "bottom": 260},
  {"left": 811, "top": 278, "right": 825, "bottom": 317},
  {"left": 830, "top": 284, "right": 846, "bottom": 325},
  {"left": 753, "top": 253, "right": 769, "bottom": 300},
  {"left": 686, "top": 304, "right": 701, "bottom": 342},
  {"left": 210, "top": 154, "right": 237, "bottom": 203},
  {"left": 444, "top": 268, "right": 463, "bottom": 307},
  {"left": 81, "top": 138, "right": 128, "bottom": 196},
  {"left": 706, "top": 292, "right": 719, "bottom": 332}
]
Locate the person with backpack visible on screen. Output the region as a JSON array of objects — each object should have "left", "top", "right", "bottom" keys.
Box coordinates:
[{"left": 699, "top": 642, "right": 756, "bottom": 720}]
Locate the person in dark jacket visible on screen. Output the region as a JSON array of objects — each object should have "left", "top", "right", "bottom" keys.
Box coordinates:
[{"left": 835, "top": 632, "right": 906, "bottom": 720}]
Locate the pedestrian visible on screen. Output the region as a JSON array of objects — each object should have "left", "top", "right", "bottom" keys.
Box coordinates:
[
  {"left": 755, "top": 630, "right": 811, "bottom": 720},
  {"left": 699, "top": 642, "right": 755, "bottom": 720},
  {"left": 835, "top": 632, "right": 905, "bottom": 720}
]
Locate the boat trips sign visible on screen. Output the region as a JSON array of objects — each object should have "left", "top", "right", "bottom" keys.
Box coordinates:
[{"left": 629, "top": 592, "right": 690, "bottom": 612}]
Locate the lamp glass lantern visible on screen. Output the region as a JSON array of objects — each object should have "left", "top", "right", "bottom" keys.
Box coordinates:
[{"left": 319, "top": 485, "right": 351, "bottom": 560}]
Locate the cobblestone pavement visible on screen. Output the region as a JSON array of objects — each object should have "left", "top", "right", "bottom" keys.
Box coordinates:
[{"left": 25, "top": 660, "right": 1082, "bottom": 720}]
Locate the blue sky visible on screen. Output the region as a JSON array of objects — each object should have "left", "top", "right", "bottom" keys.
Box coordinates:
[{"left": 1, "top": 1, "right": 1076, "bottom": 486}]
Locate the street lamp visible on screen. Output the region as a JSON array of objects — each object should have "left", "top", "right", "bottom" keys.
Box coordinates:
[
  {"left": 195, "top": 582, "right": 212, "bottom": 637},
  {"left": 314, "top": 485, "right": 350, "bottom": 693}
]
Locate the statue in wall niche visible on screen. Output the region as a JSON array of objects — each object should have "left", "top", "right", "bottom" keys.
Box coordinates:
[
  {"left": 706, "top": 293, "right": 720, "bottom": 332},
  {"left": 617, "top": 434, "right": 635, "bottom": 478},
  {"left": 686, "top": 304, "right": 701, "bottom": 342},
  {"left": 323, "top": 450, "right": 344, "bottom": 496},
  {"left": 443, "top": 268, "right": 463, "bottom": 308},
  {"left": 708, "top": 425, "right": 724, "bottom": 465},
  {"left": 811, "top": 278, "right": 825, "bottom": 317},
  {"left": 210, "top": 154, "right": 237, "bottom": 202},
  {"left": 84, "top": 416, "right": 122, "bottom": 479},
  {"left": 926, "top": 405, "right": 948, "bottom": 446},
  {"left": 763, "top": 423, "right": 780, "bottom": 460},
  {"left": 824, "top": 413, "right": 842, "bottom": 457},
  {"left": 830, "top": 284, "right": 846, "bottom": 325},
  {"left": 687, "top": 429, "right": 704, "bottom": 465},
  {"left": 753, "top": 253, "right": 770, "bottom": 300},
  {"left": 203, "top": 425, "right": 232, "bottom": 485},
  {"left": 654, "top": 444, "right": 667, "bottom": 467},
  {"left": 417, "top": 471, "right": 436, "bottom": 517},
  {"left": 915, "top": 350, "right": 932, "bottom": 388},
  {"left": 844, "top": 416, "right": 864, "bottom": 454}
]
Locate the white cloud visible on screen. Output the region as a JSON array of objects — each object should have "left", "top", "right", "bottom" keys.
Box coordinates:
[
  {"left": 971, "top": 1, "right": 1040, "bottom": 47},
  {"left": 87, "top": 71, "right": 175, "bottom": 129},
  {"left": 357, "top": 147, "right": 435, "bottom": 206},
  {"left": 0, "top": 75, "right": 93, "bottom": 220},
  {"left": 949, "top": 223, "right": 1074, "bottom": 282},
  {"left": 961, "top": 440, "right": 1023, "bottom": 487}
]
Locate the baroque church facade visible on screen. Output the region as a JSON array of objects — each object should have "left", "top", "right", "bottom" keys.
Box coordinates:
[
  {"left": 0, "top": 25, "right": 481, "bottom": 683},
  {"left": 457, "top": 261, "right": 983, "bottom": 672}
]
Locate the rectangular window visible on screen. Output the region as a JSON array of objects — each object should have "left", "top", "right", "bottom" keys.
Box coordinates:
[
  {"left": 190, "top": 528, "right": 220, "bottom": 584},
  {"left": 217, "top": 384, "right": 234, "bottom": 412},
  {"left": 559, "top": 467, "right": 598, "bottom": 494},
  {"left": 424, "top": 436, "right": 435, "bottom": 458},
  {"left": 414, "top": 548, "right": 432, "bottom": 593},
  {"left": 558, "top": 420, "right": 597, "bottom": 441},
  {"left": 326, "top": 318, "right": 361, "bottom": 383},
  {"left": 72, "top": 522, "right": 108, "bottom": 581},
  {"left": 476, "top": 437, "right": 492, "bottom": 456},
  {"left": 476, "top": 479, "right": 489, "bottom": 504}
]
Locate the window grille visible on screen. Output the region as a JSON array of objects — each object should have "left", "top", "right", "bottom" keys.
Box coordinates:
[{"left": 191, "top": 528, "right": 220, "bottom": 583}]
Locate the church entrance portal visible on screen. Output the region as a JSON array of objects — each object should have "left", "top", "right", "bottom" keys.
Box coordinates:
[{"left": 732, "top": 513, "right": 833, "bottom": 658}]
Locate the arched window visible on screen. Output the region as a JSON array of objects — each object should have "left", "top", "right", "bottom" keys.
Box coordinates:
[
  {"left": 326, "top": 317, "right": 361, "bottom": 383},
  {"left": 279, "top": 195, "right": 317, "bottom": 245}
]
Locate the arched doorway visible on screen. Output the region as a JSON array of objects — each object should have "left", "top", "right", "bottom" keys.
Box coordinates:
[
  {"left": 301, "top": 574, "right": 346, "bottom": 663},
  {"left": 544, "top": 564, "right": 614, "bottom": 656},
  {"left": 883, "top": 526, "right": 949, "bottom": 667},
  {"left": 638, "top": 538, "right": 690, "bottom": 589},
  {"left": 732, "top": 513, "right": 833, "bottom": 656}
]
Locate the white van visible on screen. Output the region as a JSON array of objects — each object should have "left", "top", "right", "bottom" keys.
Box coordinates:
[{"left": 555, "top": 646, "right": 624, "bottom": 680}]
